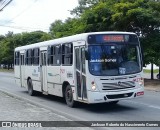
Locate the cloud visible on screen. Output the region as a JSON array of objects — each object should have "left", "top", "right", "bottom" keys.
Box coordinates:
[{"left": 0, "top": 0, "right": 78, "bottom": 35}]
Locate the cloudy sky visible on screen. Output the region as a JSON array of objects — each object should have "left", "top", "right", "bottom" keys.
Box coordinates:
[{"left": 0, "top": 0, "right": 78, "bottom": 35}]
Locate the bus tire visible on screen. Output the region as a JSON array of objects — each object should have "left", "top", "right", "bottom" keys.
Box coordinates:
[
  {"left": 27, "top": 79, "right": 36, "bottom": 96},
  {"left": 65, "top": 85, "right": 76, "bottom": 107}
]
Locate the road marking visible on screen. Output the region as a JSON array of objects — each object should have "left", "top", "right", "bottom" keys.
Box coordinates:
[
  {"left": 125, "top": 100, "right": 160, "bottom": 110},
  {"left": 148, "top": 105, "right": 160, "bottom": 110}
]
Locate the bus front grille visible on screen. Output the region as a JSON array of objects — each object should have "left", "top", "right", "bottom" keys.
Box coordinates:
[
  {"left": 106, "top": 92, "right": 133, "bottom": 99},
  {"left": 102, "top": 81, "right": 135, "bottom": 90}
]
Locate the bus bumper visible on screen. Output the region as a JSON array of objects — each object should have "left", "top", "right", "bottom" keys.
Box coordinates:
[{"left": 87, "top": 87, "right": 144, "bottom": 104}]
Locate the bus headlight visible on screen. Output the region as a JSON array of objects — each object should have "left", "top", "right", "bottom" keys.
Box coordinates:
[
  {"left": 138, "top": 78, "right": 144, "bottom": 86},
  {"left": 91, "top": 81, "right": 96, "bottom": 90}
]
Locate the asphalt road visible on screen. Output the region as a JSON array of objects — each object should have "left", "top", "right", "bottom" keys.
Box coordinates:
[{"left": 0, "top": 72, "right": 160, "bottom": 130}]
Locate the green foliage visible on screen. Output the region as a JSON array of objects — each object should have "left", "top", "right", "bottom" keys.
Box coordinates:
[
  {"left": 81, "top": 2, "right": 112, "bottom": 32},
  {"left": 49, "top": 0, "right": 160, "bottom": 67},
  {"left": 0, "top": 35, "right": 5, "bottom": 41},
  {"left": 49, "top": 18, "right": 86, "bottom": 38},
  {"left": 111, "top": 0, "right": 160, "bottom": 35},
  {"left": 143, "top": 69, "right": 159, "bottom": 73},
  {"left": 70, "top": 0, "right": 100, "bottom": 16},
  {"left": 0, "top": 31, "right": 52, "bottom": 65},
  {"left": 0, "top": 0, "right": 160, "bottom": 70},
  {"left": 20, "top": 31, "right": 52, "bottom": 45},
  {"left": 141, "top": 32, "right": 160, "bottom": 66}
]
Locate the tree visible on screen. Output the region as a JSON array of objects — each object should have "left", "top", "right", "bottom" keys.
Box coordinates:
[
  {"left": 49, "top": 20, "right": 66, "bottom": 38},
  {"left": 80, "top": 1, "right": 113, "bottom": 32},
  {"left": 70, "top": 0, "right": 100, "bottom": 16},
  {"left": 0, "top": 31, "right": 52, "bottom": 69},
  {"left": 21, "top": 31, "right": 52, "bottom": 45},
  {"left": 109, "top": 0, "right": 160, "bottom": 79},
  {"left": 49, "top": 18, "right": 86, "bottom": 38},
  {"left": 111, "top": 0, "right": 160, "bottom": 35},
  {"left": 0, "top": 37, "right": 15, "bottom": 68},
  {"left": 141, "top": 32, "right": 160, "bottom": 79},
  {"left": 0, "top": 35, "right": 5, "bottom": 41},
  {"left": 49, "top": 0, "right": 160, "bottom": 79}
]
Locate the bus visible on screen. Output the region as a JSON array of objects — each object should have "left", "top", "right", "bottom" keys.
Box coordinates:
[{"left": 14, "top": 32, "right": 144, "bottom": 107}]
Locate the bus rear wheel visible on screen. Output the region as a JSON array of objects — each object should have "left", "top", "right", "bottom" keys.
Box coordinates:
[
  {"left": 65, "top": 85, "right": 76, "bottom": 107},
  {"left": 27, "top": 79, "right": 36, "bottom": 96}
]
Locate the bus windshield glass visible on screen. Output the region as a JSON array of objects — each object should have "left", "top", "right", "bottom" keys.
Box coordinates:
[{"left": 88, "top": 34, "right": 142, "bottom": 76}]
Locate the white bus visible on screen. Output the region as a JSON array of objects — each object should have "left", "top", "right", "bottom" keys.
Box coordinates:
[{"left": 14, "top": 32, "right": 144, "bottom": 107}]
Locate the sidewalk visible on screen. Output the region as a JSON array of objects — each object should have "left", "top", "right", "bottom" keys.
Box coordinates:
[
  {"left": 144, "top": 79, "right": 160, "bottom": 92},
  {"left": 0, "top": 91, "right": 92, "bottom": 129},
  {"left": 143, "top": 73, "right": 160, "bottom": 92}
]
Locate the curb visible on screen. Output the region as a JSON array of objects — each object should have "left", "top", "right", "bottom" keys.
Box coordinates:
[{"left": 145, "top": 88, "right": 160, "bottom": 92}]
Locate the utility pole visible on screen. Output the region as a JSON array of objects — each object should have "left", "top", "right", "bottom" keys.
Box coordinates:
[{"left": 151, "top": 63, "right": 154, "bottom": 80}]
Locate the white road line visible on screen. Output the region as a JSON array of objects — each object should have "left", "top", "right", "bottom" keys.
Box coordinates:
[
  {"left": 148, "top": 105, "right": 160, "bottom": 110},
  {"left": 125, "top": 100, "right": 160, "bottom": 110}
]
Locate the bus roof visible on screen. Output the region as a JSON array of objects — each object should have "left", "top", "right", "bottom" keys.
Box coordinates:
[{"left": 15, "top": 31, "right": 136, "bottom": 51}]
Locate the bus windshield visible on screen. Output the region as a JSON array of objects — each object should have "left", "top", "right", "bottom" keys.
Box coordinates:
[{"left": 88, "top": 44, "right": 142, "bottom": 76}]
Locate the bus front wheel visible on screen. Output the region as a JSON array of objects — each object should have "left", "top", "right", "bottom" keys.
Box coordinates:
[
  {"left": 65, "top": 85, "right": 76, "bottom": 107},
  {"left": 27, "top": 79, "right": 36, "bottom": 96}
]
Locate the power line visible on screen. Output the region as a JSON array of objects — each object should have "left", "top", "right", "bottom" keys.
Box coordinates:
[
  {"left": 0, "top": 0, "right": 12, "bottom": 11},
  {"left": 0, "top": 24, "right": 49, "bottom": 31},
  {"left": 4, "top": 0, "right": 38, "bottom": 24},
  {"left": 0, "top": 0, "right": 7, "bottom": 9},
  {"left": 0, "top": 0, "right": 49, "bottom": 33}
]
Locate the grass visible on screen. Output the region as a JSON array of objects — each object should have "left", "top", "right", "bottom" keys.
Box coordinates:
[
  {"left": 0, "top": 68, "right": 14, "bottom": 73},
  {"left": 143, "top": 69, "right": 159, "bottom": 73}
]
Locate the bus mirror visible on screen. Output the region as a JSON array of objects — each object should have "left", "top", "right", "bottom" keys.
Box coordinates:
[{"left": 85, "top": 49, "right": 89, "bottom": 60}]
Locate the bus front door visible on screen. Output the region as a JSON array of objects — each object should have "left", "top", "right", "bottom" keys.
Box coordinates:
[
  {"left": 40, "top": 51, "right": 48, "bottom": 93},
  {"left": 20, "top": 54, "right": 25, "bottom": 87},
  {"left": 75, "top": 46, "right": 87, "bottom": 101}
]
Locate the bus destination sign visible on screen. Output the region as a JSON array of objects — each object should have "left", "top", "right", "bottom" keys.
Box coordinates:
[{"left": 103, "top": 35, "right": 124, "bottom": 42}]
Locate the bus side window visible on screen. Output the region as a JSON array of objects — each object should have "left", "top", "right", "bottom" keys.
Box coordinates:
[
  {"left": 15, "top": 51, "right": 20, "bottom": 65},
  {"left": 47, "top": 46, "right": 51, "bottom": 65},
  {"left": 25, "top": 50, "right": 28, "bottom": 65},
  {"left": 28, "top": 49, "right": 32, "bottom": 65},
  {"left": 62, "top": 43, "right": 73, "bottom": 65},
  {"left": 33, "top": 48, "right": 39, "bottom": 65},
  {"left": 54, "top": 45, "right": 61, "bottom": 65},
  {"left": 48, "top": 46, "right": 54, "bottom": 65},
  {"left": 25, "top": 49, "right": 32, "bottom": 66}
]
